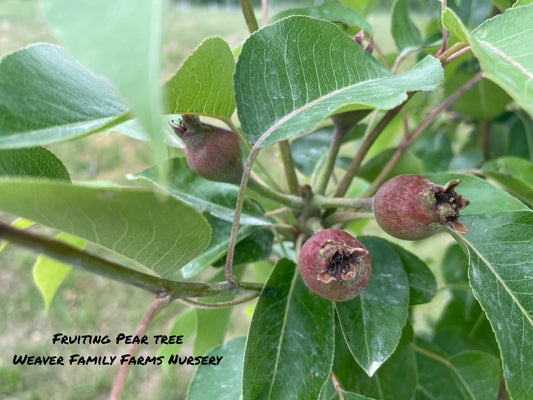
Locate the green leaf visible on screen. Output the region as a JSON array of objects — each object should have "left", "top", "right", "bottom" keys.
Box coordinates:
[
  {"left": 335, "top": 237, "right": 409, "bottom": 376},
  {"left": 271, "top": 3, "right": 372, "bottom": 33},
  {"left": 442, "top": 8, "right": 469, "bottom": 42},
  {"left": 411, "top": 132, "right": 453, "bottom": 173},
  {"left": 41, "top": 0, "right": 167, "bottom": 173},
  {"left": 164, "top": 37, "right": 235, "bottom": 118},
  {"left": 391, "top": 0, "right": 423, "bottom": 51},
  {"left": 243, "top": 258, "right": 334, "bottom": 400},
  {"left": 460, "top": 212, "right": 533, "bottom": 400},
  {"left": 388, "top": 243, "right": 436, "bottom": 305},
  {"left": 334, "top": 322, "right": 416, "bottom": 400},
  {"left": 482, "top": 156, "right": 533, "bottom": 207},
  {"left": 0, "top": 178, "right": 211, "bottom": 276},
  {"left": 130, "top": 158, "right": 270, "bottom": 226},
  {"left": 415, "top": 340, "right": 466, "bottom": 399},
  {"left": 0, "top": 147, "right": 70, "bottom": 181},
  {"left": 340, "top": 0, "right": 376, "bottom": 15},
  {"left": 291, "top": 127, "right": 335, "bottom": 176},
  {"left": 0, "top": 44, "right": 127, "bottom": 149},
  {"left": 187, "top": 337, "right": 246, "bottom": 400},
  {"left": 444, "top": 72, "right": 512, "bottom": 120},
  {"left": 427, "top": 173, "right": 529, "bottom": 215},
  {"left": 180, "top": 215, "right": 257, "bottom": 279},
  {"left": 415, "top": 341, "right": 501, "bottom": 400},
  {"left": 448, "top": 0, "right": 493, "bottom": 29},
  {"left": 157, "top": 308, "right": 197, "bottom": 374},
  {"left": 449, "top": 352, "right": 501, "bottom": 399},
  {"left": 235, "top": 16, "right": 443, "bottom": 146},
  {"left": 33, "top": 232, "right": 85, "bottom": 311},
  {"left": 467, "top": 4, "right": 533, "bottom": 117},
  {"left": 194, "top": 307, "right": 232, "bottom": 357}
]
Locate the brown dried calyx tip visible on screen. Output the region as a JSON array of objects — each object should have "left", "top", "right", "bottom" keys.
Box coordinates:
[
  {"left": 317, "top": 241, "right": 368, "bottom": 284},
  {"left": 435, "top": 179, "right": 470, "bottom": 234}
]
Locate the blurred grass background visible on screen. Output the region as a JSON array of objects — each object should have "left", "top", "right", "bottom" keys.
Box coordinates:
[{"left": 0, "top": 1, "right": 439, "bottom": 399}]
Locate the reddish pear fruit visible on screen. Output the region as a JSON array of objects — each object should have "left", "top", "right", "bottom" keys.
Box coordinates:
[
  {"left": 170, "top": 115, "right": 243, "bottom": 184},
  {"left": 373, "top": 174, "right": 470, "bottom": 240},
  {"left": 298, "top": 229, "right": 371, "bottom": 302}
]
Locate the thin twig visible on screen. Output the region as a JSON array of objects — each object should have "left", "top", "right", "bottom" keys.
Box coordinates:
[
  {"left": 278, "top": 140, "right": 300, "bottom": 194},
  {"left": 238, "top": 0, "right": 259, "bottom": 33},
  {"left": 110, "top": 293, "right": 170, "bottom": 400},
  {"left": 315, "top": 126, "right": 345, "bottom": 195}
]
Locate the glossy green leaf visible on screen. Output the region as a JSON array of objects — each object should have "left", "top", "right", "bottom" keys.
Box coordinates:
[
  {"left": 164, "top": 37, "right": 235, "bottom": 118},
  {"left": 334, "top": 322, "right": 416, "bottom": 400},
  {"left": 415, "top": 340, "right": 466, "bottom": 399},
  {"left": 467, "top": 5, "right": 533, "bottom": 117},
  {"left": 460, "top": 212, "right": 533, "bottom": 400},
  {"left": 180, "top": 215, "right": 257, "bottom": 279},
  {"left": 243, "top": 258, "right": 334, "bottom": 400},
  {"left": 0, "top": 44, "right": 127, "bottom": 149},
  {"left": 33, "top": 232, "right": 84, "bottom": 311},
  {"left": 415, "top": 340, "right": 500, "bottom": 400},
  {"left": 0, "top": 147, "right": 70, "bottom": 181},
  {"left": 0, "top": 178, "right": 210, "bottom": 276},
  {"left": 514, "top": 0, "right": 533, "bottom": 6},
  {"left": 235, "top": 16, "right": 443, "bottom": 146},
  {"left": 445, "top": 72, "right": 512, "bottom": 120},
  {"left": 336, "top": 237, "right": 409, "bottom": 376},
  {"left": 187, "top": 337, "right": 246, "bottom": 400},
  {"left": 449, "top": 352, "right": 501, "bottom": 399},
  {"left": 130, "top": 158, "right": 270, "bottom": 226},
  {"left": 427, "top": 173, "right": 529, "bottom": 215},
  {"left": 41, "top": 0, "right": 167, "bottom": 172},
  {"left": 482, "top": 156, "right": 533, "bottom": 207},
  {"left": 388, "top": 243, "right": 436, "bottom": 305},
  {"left": 157, "top": 308, "right": 197, "bottom": 374},
  {"left": 391, "top": 0, "right": 423, "bottom": 51},
  {"left": 222, "top": 227, "right": 273, "bottom": 266},
  {"left": 508, "top": 116, "right": 533, "bottom": 160},
  {"left": 271, "top": 3, "right": 372, "bottom": 33}
]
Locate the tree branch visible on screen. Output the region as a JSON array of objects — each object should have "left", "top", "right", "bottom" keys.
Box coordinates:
[{"left": 0, "top": 222, "right": 262, "bottom": 298}]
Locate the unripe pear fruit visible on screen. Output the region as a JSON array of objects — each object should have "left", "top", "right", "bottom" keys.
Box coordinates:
[
  {"left": 373, "top": 174, "right": 470, "bottom": 240},
  {"left": 170, "top": 115, "right": 244, "bottom": 184},
  {"left": 298, "top": 229, "right": 371, "bottom": 302}
]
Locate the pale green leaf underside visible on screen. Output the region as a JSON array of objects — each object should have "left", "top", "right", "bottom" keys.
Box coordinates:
[
  {"left": 41, "top": 0, "right": 167, "bottom": 174},
  {"left": 164, "top": 36, "right": 236, "bottom": 118},
  {"left": 33, "top": 232, "right": 85, "bottom": 311},
  {"left": 0, "top": 44, "right": 127, "bottom": 149},
  {"left": 235, "top": 16, "right": 443, "bottom": 146},
  {"left": 461, "top": 212, "right": 533, "bottom": 400},
  {"left": 0, "top": 178, "right": 211, "bottom": 276}
]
